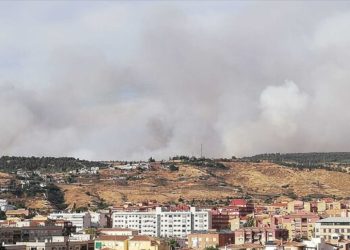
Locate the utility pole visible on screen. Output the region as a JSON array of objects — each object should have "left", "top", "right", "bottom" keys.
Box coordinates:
[{"left": 200, "top": 144, "right": 203, "bottom": 159}]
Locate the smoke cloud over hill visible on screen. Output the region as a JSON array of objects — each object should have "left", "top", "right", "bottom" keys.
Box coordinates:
[{"left": 1, "top": 2, "right": 350, "bottom": 160}]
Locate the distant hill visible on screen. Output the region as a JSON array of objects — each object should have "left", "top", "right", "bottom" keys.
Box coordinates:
[
  {"left": 241, "top": 152, "right": 350, "bottom": 169},
  {"left": 58, "top": 161, "right": 350, "bottom": 209},
  {"left": 0, "top": 156, "right": 107, "bottom": 173}
]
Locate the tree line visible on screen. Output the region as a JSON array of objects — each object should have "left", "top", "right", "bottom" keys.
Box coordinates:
[{"left": 0, "top": 156, "right": 107, "bottom": 173}]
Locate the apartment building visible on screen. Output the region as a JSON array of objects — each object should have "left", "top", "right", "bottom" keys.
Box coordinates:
[
  {"left": 188, "top": 231, "right": 234, "bottom": 249},
  {"left": 4, "top": 236, "right": 94, "bottom": 250},
  {"left": 211, "top": 211, "right": 230, "bottom": 231},
  {"left": 317, "top": 199, "right": 341, "bottom": 213},
  {"left": 95, "top": 235, "right": 129, "bottom": 250},
  {"left": 0, "top": 226, "right": 63, "bottom": 244},
  {"left": 48, "top": 213, "right": 91, "bottom": 232},
  {"left": 225, "top": 199, "right": 255, "bottom": 218},
  {"left": 6, "top": 210, "right": 29, "bottom": 219},
  {"left": 128, "top": 236, "right": 168, "bottom": 250},
  {"left": 113, "top": 211, "right": 158, "bottom": 237},
  {"left": 95, "top": 235, "right": 168, "bottom": 250},
  {"left": 112, "top": 207, "right": 211, "bottom": 238},
  {"left": 234, "top": 227, "right": 288, "bottom": 245},
  {"left": 287, "top": 201, "right": 311, "bottom": 213},
  {"left": 315, "top": 217, "right": 350, "bottom": 242},
  {"left": 280, "top": 213, "right": 320, "bottom": 240}
]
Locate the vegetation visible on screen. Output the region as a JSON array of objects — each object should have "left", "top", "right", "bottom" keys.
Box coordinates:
[
  {"left": 243, "top": 216, "right": 255, "bottom": 227},
  {"left": 168, "top": 164, "right": 179, "bottom": 171},
  {"left": 47, "top": 184, "right": 67, "bottom": 210},
  {"left": 204, "top": 246, "right": 219, "bottom": 250},
  {"left": 171, "top": 156, "right": 228, "bottom": 169},
  {"left": 0, "top": 211, "right": 6, "bottom": 220},
  {"left": 169, "top": 239, "right": 180, "bottom": 250},
  {"left": 0, "top": 156, "right": 107, "bottom": 173},
  {"left": 242, "top": 152, "right": 350, "bottom": 172}
]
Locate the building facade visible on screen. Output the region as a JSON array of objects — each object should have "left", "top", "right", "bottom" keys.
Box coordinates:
[
  {"left": 112, "top": 207, "right": 211, "bottom": 238},
  {"left": 48, "top": 213, "right": 91, "bottom": 232},
  {"left": 188, "top": 232, "right": 234, "bottom": 249},
  {"left": 315, "top": 217, "right": 350, "bottom": 241}
]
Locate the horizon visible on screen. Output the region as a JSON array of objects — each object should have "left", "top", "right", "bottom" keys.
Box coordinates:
[{"left": 1, "top": 151, "right": 350, "bottom": 162}]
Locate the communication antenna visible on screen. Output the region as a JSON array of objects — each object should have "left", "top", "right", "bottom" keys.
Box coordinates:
[{"left": 200, "top": 144, "right": 203, "bottom": 158}]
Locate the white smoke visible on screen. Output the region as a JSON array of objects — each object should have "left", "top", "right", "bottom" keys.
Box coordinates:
[{"left": 1, "top": 2, "right": 350, "bottom": 160}]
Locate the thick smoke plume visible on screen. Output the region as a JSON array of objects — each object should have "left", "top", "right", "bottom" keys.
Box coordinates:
[{"left": 1, "top": 2, "right": 350, "bottom": 160}]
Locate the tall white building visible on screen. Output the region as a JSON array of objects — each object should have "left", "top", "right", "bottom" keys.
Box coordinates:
[
  {"left": 48, "top": 212, "right": 91, "bottom": 232},
  {"left": 113, "top": 211, "right": 158, "bottom": 236},
  {"left": 112, "top": 207, "right": 211, "bottom": 238}
]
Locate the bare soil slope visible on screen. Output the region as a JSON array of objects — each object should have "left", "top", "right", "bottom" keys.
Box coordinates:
[{"left": 58, "top": 162, "right": 350, "bottom": 207}]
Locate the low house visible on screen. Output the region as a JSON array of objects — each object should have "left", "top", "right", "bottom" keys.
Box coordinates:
[
  {"left": 95, "top": 235, "right": 129, "bottom": 250},
  {"left": 188, "top": 231, "right": 234, "bottom": 249}
]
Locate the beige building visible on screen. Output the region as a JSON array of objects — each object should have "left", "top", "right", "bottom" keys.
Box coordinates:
[
  {"left": 229, "top": 217, "right": 240, "bottom": 231},
  {"left": 315, "top": 217, "right": 350, "bottom": 242},
  {"left": 5, "top": 209, "right": 29, "bottom": 219},
  {"left": 317, "top": 200, "right": 341, "bottom": 213},
  {"left": 128, "top": 236, "right": 168, "bottom": 250},
  {"left": 280, "top": 213, "right": 319, "bottom": 240},
  {"left": 287, "top": 201, "right": 311, "bottom": 213},
  {"left": 188, "top": 232, "right": 234, "bottom": 249},
  {"left": 94, "top": 235, "right": 168, "bottom": 250},
  {"left": 98, "top": 228, "right": 138, "bottom": 236},
  {"left": 3, "top": 236, "right": 94, "bottom": 250},
  {"left": 95, "top": 235, "right": 129, "bottom": 250}
]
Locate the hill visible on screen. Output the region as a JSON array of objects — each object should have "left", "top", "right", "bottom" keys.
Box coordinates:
[
  {"left": 1, "top": 155, "right": 349, "bottom": 210},
  {"left": 57, "top": 161, "right": 350, "bottom": 209},
  {"left": 242, "top": 152, "right": 350, "bottom": 171},
  {"left": 0, "top": 156, "right": 107, "bottom": 173}
]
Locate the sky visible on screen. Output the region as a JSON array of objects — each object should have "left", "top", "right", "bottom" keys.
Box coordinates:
[{"left": 1, "top": 1, "right": 350, "bottom": 160}]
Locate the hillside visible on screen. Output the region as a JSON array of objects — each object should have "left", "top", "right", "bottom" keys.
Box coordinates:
[
  {"left": 57, "top": 161, "right": 350, "bottom": 209},
  {"left": 242, "top": 152, "right": 350, "bottom": 171},
  {"left": 0, "top": 156, "right": 107, "bottom": 173}
]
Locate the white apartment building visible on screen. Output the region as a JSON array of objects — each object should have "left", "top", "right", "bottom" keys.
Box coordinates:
[
  {"left": 113, "top": 211, "right": 158, "bottom": 236},
  {"left": 112, "top": 207, "right": 211, "bottom": 238},
  {"left": 48, "top": 212, "right": 91, "bottom": 232},
  {"left": 315, "top": 217, "right": 350, "bottom": 241}
]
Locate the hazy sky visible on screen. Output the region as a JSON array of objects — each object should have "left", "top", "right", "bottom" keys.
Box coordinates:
[{"left": 1, "top": 1, "right": 350, "bottom": 160}]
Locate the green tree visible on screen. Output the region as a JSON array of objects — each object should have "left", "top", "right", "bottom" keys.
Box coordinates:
[
  {"left": 0, "top": 211, "right": 6, "bottom": 220},
  {"left": 169, "top": 239, "right": 179, "bottom": 250},
  {"left": 243, "top": 216, "right": 255, "bottom": 227},
  {"left": 204, "top": 246, "right": 219, "bottom": 250},
  {"left": 169, "top": 164, "right": 179, "bottom": 171}
]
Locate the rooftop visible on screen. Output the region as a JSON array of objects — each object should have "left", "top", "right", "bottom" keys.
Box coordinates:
[{"left": 317, "top": 217, "right": 350, "bottom": 223}]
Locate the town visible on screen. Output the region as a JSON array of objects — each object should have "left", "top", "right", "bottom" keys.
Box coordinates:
[
  {"left": 0, "top": 155, "right": 349, "bottom": 250},
  {"left": 0, "top": 193, "right": 350, "bottom": 250},
  {"left": 1, "top": 0, "right": 349, "bottom": 250}
]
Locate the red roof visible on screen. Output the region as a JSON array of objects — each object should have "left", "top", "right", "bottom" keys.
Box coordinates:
[{"left": 230, "top": 199, "right": 247, "bottom": 206}]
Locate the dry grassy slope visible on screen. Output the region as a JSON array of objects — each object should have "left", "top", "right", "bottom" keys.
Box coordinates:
[
  {"left": 219, "top": 162, "right": 350, "bottom": 197},
  {"left": 58, "top": 162, "right": 350, "bottom": 207},
  {"left": 0, "top": 172, "right": 13, "bottom": 186}
]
